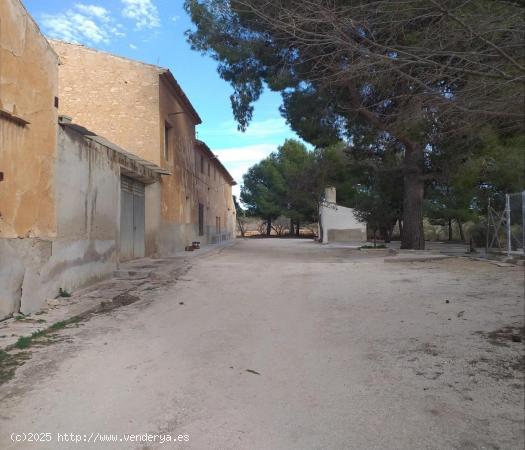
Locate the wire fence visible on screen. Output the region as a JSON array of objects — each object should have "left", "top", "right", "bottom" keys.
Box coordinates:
[{"left": 486, "top": 192, "right": 524, "bottom": 256}]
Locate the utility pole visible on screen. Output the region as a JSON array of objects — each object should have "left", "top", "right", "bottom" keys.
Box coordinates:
[
  {"left": 522, "top": 191, "right": 525, "bottom": 254},
  {"left": 505, "top": 194, "right": 511, "bottom": 256}
]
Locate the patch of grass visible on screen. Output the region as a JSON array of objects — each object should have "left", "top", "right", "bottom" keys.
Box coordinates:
[
  {"left": 360, "top": 244, "right": 387, "bottom": 249},
  {"left": 14, "top": 330, "right": 46, "bottom": 349},
  {"left": 50, "top": 321, "right": 67, "bottom": 331},
  {"left": 0, "top": 349, "right": 31, "bottom": 385},
  {"left": 0, "top": 350, "right": 9, "bottom": 362},
  {"left": 14, "top": 316, "right": 46, "bottom": 324},
  {"left": 14, "top": 336, "right": 32, "bottom": 349},
  {"left": 2, "top": 315, "right": 86, "bottom": 383},
  {"left": 57, "top": 288, "right": 72, "bottom": 298}
]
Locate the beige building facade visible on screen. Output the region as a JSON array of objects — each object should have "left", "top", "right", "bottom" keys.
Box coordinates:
[
  {"left": 0, "top": 1, "right": 235, "bottom": 319},
  {"left": 51, "top": 40, "right": 236, "bottom": 256}
]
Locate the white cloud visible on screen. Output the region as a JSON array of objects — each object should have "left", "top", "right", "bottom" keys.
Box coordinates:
[
  {"left": 205, "top": 117, "right": 288, "bottom": 140},
  {"left": 75, "top": 4, "right": 110, "bottom": 21},
  {"left": 171, "top": 15, "right": 180, "bottom": 23},
  {"left": 121, "top": 0, "right": 160, "bottom": 29},
  {"left": 129, "top": 43, "right": 138, "bottom": 50},
  {"left": 211, "top": 143, "right": 279, "bottom": 199},
  {"left": 41, "top": 4, "right": 124, "bottom": 45},
  {"left": 242, "top": 118, "right": 288, "bottom": 138},
  {"left": 213, "top": 143, "right": 277, "bottom": 164}
]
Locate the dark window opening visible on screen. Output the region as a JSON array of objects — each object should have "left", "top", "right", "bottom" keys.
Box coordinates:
[
  {"left": 198, "top": 203, "right": 204, "bottom": 236},
  {"left": 164, "top": 122, "right": 172, "bottom": 161}
]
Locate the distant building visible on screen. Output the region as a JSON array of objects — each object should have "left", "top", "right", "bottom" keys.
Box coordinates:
[
  {"left": 319, "top": 187, "right": 367, "bottom": 243},
  {"left": 0, "top": 0, "right": 235, "bottom": 319}
]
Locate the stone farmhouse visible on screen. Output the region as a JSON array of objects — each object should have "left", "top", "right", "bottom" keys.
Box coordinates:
[{"left": 0, "top": 0, "right": 236, "bottom": 318}]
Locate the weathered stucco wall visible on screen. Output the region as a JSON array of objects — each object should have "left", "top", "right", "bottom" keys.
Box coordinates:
[
  {"left": 0, "top": 126, "right": 120, "bottom": 318},
  {"left": 0, "top": 0, "right": 58, "bottom": 238},
  {"left": 50, "top": 40, "right": 161, "bottom": 165}
]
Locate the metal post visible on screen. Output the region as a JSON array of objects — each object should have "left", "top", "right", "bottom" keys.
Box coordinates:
[
  {"left": 505, "top": 193, "right": 511, "bottom": 256},
  {"left": 486, "top": 197, "right": 490, "bottom": 254},
  {"left": 522, "top": 191, "right": 525, "bottom": 253}
]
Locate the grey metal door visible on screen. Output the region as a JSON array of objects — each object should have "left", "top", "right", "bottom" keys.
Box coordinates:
[
  {"left": 120, "top": 176, "right": 145, "bottom": 260},
  {"left": 132, "top": 181, "right": 145, "bottom": 258}
]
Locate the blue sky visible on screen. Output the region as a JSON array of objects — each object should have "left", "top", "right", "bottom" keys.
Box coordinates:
[{"left": 24, "top": 0, "right": 303, "bottom": 197}]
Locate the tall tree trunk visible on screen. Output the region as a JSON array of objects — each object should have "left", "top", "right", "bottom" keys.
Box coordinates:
[
  {"left": 346, "top": 81, "right": 424, "bottom": 249},
  {"left": 384, "top": 224, "right": 393, "bottom": 243},
  {"left": 295, "top": 220, "right": 300, "bottom": 237},
  {"left": 457, "top": 219, "right": 465, "bottom": 243},
  {"left": 266, "top": 218, "right": 272, "bottom": 236},
  {"left": 401, "top": 144, "right": 425, "bottom": 250},
  {"left": 290, "top": 219, "right": 294, "bottom": 236},
  {"left": 448, "top": 219, "right": 453, "bottom": 241},
  {"left": 238, "top": 220, "right": 245, "bottom": 237}
]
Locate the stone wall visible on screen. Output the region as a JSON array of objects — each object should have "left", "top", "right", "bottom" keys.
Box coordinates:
[{"left": 50, "top": 40, "right": 162, "bottom": 165}]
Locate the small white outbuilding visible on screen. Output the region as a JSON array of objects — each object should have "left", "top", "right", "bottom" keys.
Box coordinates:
[{"left": 319, "top": 187, "right": 367, "bottom": 244}]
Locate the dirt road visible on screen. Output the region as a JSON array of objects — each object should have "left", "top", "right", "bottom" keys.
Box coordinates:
[{"left": 1, "top": 239, "right": 523, "bottom": 449}]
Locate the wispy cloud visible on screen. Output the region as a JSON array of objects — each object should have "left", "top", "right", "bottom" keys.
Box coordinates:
[
  {"left": 121, "top": 0, "right": 160, "bottom": 29},
  {"left": 205, "top": 118, "right": 288, "bottom": 140},
  {"left": 41, "top": 4, "right": 124, "bottom": 45},
  {"left": 202, "top": 118, "right": 292, "bottom": 197},
  {"left": 75, "top": 4, "right": 110, "bottom": 21},
  {"left": 212, "top": 143, "right": 278, "bottom": 198},
  {"left": 214, "top": 143, "right": 277, "bottom": 164},
  {"left": 129, "top": 43, "right": 138, "bottom": 50}
]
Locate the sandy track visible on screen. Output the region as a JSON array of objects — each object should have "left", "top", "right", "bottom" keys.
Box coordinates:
[{"left": 1, "top": 239, "right": 523, "bottom": 449}]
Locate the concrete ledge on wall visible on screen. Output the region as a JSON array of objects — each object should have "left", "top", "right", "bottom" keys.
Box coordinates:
[{"left": 327, "top": 229, "right": 366, "bottom": 242}]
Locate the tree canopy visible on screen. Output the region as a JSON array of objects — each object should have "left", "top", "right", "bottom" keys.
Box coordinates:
[
  {"left": 186, "top": 0, "right": 524, "bottom": 131},
  {"left": 240, "top": 139, "right": 350, "bottom": 235},
  {"left": 185, "top": 0, "right": 524, "bottom": 247}
]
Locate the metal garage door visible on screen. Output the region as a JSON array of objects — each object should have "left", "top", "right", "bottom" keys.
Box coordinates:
[{"left": 120, "top": 176, "right": 145, "bottom": 260}]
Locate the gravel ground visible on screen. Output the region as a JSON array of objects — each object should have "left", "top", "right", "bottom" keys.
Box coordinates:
[{"left": 0, "top": 238, "right": 523, "bottom": 450}]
